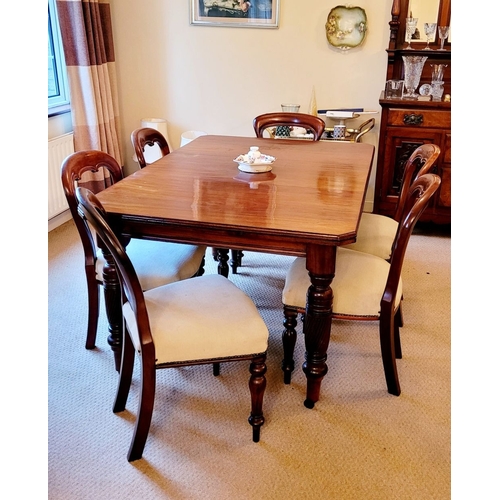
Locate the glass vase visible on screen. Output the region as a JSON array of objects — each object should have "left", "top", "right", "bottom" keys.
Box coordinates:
[{"left": 402, "top": 55, "right": 428, "bottom": 99}]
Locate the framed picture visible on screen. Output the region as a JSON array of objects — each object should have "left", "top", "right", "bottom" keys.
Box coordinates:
[{"left": 190, "top": 0, "right": 279, "bottom": 28}]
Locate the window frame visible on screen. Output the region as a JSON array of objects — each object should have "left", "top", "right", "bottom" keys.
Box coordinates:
[{"left": 48, "top": 0, "right": 70, "bottom": 115}]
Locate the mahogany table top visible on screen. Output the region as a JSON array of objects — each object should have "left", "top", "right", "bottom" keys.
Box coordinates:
[{"left": 97, "top": 135, "right": 374, "bottom": 255}]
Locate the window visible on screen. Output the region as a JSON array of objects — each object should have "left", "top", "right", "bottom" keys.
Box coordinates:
[{"left": 48, "top": 0, "right": 70, "bottom": 112}]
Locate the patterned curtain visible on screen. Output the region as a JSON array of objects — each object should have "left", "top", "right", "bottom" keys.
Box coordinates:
[{"left": 56, "top": 0, "right": 123, "bottom": 190}]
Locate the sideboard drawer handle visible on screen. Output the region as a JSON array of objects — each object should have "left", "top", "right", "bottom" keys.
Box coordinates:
[{"left": 403, "top": 113, "right": 424, "bottom": 126}]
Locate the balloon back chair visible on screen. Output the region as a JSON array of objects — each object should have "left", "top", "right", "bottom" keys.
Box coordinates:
[
  {"left": 281, "top": 173, "right": 441, "bottom": 396},
  {"left": 253, "top": 112, "right": 326, "bottom": 141},
  {"left": 61, "top": 150, "right": 206, "bottom": 357},
  {"left": 75, "top": 187, "right": 269, "bottom": 462},
  {"left": 131, "top": 127, "right": 170, "bottom": 169}
]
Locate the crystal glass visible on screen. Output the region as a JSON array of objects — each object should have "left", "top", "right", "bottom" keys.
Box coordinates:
[
  {"left": 430, "top": 64, "right": 447, "bottom": 83},
  {"left": 402, "top": 55, "right": 428, "bottom": 99},
  {"left": 405, "top": 18, "right": 418, "bottom": 49},
  {"left": 423, "top": 23, "right": 437, "bottom": 50},
  {"left": 430, "top": 82, "right": 444, "bottom": 101},
  {"left": 438, "top": 26, "right": 449, "bottom": 50}
]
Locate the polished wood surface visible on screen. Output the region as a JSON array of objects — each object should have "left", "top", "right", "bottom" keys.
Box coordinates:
[
  {"left": 97, "top": 134, "right": 374, "bottom": 406},
  {"left": 98, "top": 135, "right": 373, "bottom": 250},
  {"left": 375, "top": 97, "right": 451, "bottom": 224}
]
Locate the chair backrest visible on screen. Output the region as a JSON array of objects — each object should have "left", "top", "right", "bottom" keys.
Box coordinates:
[
  {"left": 131, "top": 127, "right": 170, "bottom": 169},
  {"left": 75, "top": 187, "right": 153, "bottom": 349},
  {"left": 382, "top": 173, "right": 441, "bottom": 313},
  {"left": 61, "top": 150, "right": 124, "bottom": 265},
  {"left": 394, "top": 143, "right": 441, "bottom": 222},
  {"left": 253, "top": 113, "right": 326, "bottom": 141}
]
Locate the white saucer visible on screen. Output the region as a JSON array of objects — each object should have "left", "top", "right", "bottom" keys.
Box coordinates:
[{"left": 236, "top": 163, "right": 273, "bottom": 173}]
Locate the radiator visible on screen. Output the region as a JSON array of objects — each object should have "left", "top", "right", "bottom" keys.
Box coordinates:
[{"left": 48, "top": 132, "right": 74, "bottom": 220}]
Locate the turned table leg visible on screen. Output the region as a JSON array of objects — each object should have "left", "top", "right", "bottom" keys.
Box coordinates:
[{"left": 302, "top": 245, "right": 336, "bottom": 408}]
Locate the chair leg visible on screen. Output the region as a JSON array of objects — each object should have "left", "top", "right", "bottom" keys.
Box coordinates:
[
  {"left": 248, "top": 355, "right": 267, "bottom": 443},
  {"left": 394, "top": 307, "right": 403, "bottom": 359},
  {"left": 230, "top": 250, "right": 241, "bottom": 274},
  {"left": 212, "top": 362, "right": 220, "bottom": 376},
  {"left": 398, "top": 298, "right": 404, "bottom": 327},
  {"left": 379, "top": 311, "right": 401, "bottom": 396},
  {"left": 85, "top": 267, "right": 100, "bottom": 349},
  {"left": 113, "top": 331, "right": 135, "bottom": 413},
  {"left": 282, "top": 306, "right": 298, "bottom": 384},
  {"left": 212, "top": 248, "right": 219, "bottom": 261},
  {"left": 127, "top": 352, "right": 156, "bottom": 462}
]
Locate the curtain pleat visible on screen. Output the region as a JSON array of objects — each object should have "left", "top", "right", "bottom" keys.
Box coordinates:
[{"left": 57, "top": 0, "right": 123, "bottom": 188}]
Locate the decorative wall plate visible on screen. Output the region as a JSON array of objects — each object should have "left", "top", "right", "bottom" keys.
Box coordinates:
[{"left": 325, "top": 5, "right": 367, "bottom": 51}]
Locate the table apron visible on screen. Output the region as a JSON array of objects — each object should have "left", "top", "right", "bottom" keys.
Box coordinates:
[{"left": 112, "top": 215, "right": 356, "bottom": 258}]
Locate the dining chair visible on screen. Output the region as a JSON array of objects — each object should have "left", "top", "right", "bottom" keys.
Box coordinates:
[
  {"left": 61, "top": 150, "right": 207, "bottom": 351},
  {"left": 75, "top": 187, "right": 269, "bottom": 462},
  {"left": 281, "top": 173, "right": 441, "bottom": 396},
  {"left": 131, "top": 127, "right": 170, "bottom": 169},
  {"left": 253, "top": 112, "right": 326, "bottom": 141},
  {"left": 345, "top": 143, "right": 441, "bottom": 260}
]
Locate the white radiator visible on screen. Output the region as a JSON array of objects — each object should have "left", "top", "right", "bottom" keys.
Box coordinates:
[{"left": 48, "top": 132, "right": 74, "bottom": 220}]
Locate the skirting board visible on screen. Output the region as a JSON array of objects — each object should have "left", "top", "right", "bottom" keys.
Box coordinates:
[{"left": 49, "top": 209, "right": 72, "bottom": 232}]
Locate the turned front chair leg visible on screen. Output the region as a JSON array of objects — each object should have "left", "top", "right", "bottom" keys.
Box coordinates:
[
  {"left": 101, "top": 245, "right": 124, "bottom": 372},
  {"left": 248, "top": 355, "right": 267, "bottom": 442},
  {"left": 282, "top": 306, "right": 299, "bottom": 384},
  {"left": 216, "top": 248, "right": 230, "bottom": 278}
]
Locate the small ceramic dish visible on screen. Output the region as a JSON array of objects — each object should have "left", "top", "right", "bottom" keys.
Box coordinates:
[{"left": 233, "top": 154, "right": 276, "bottom": 173}]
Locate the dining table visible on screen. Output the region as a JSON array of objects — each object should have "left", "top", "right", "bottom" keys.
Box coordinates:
[{"left": 96, "top": 134, "right": 374, "bottom": 408}]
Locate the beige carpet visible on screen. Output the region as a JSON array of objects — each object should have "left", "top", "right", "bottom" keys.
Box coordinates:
[{"left": 48, "top": 220, "right": 451, "bottom": 499}]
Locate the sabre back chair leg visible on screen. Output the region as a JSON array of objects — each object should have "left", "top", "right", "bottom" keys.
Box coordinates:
[
  {"left": 84, "top": 266, "right": 100, "bottom": 349},
  {"left": 113, "top": 332, "right": 135, "bottom": 413},
  {"left": 379, "top": 311, "right": 401, "bottom": 396},
  {"left": 394, "top": 307, "right": 403, "bottom": 359},
  {"left": 127, "top": 354, "right": 156, "bottom": 462}
]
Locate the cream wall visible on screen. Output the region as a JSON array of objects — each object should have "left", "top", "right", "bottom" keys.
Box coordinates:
[{"left": 109, "top": 1, "right": 393, "bottom": 207}]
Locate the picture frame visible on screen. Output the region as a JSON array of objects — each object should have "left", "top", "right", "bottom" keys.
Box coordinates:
[{"left": 190, "top": 0, "right": 279, "bottom": 28}]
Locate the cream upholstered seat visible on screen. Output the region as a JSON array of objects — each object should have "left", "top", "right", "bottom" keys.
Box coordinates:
[
  {"left": 61, "top": 150, "right": 206, "bottom": 353},
  {"left": 281, "top": 174, "right": 441, "bottom": 396},
  {"left": 345, "top": 144, "right": 441, "bottom": 260},
  {"left": 283, "top": 248, "right": 402, "bottom": 319},
  {"left": 76, "top": 187, "right": 269, "bottom": 462}
]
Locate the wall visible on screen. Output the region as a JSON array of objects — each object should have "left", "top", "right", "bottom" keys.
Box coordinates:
[{"left": 109, "top": 1, "right": 393, "bottom": 207}]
